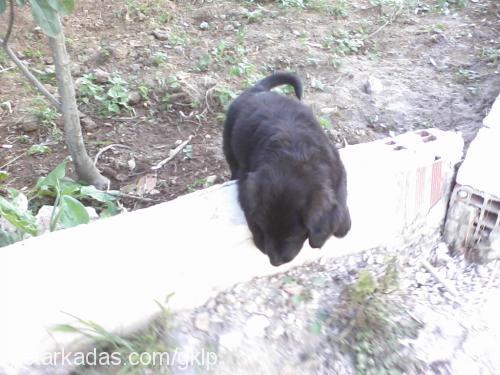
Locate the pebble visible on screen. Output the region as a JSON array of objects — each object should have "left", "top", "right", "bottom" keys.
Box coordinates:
[
  {"left": 244, "top": 315, "right": 270, "bottom": 338},
  {"left": 194, "top": 312, "right": 210, "bottom": 332},
  {"left": 152, "top": 29, "right": 169, "bottom": 41}
]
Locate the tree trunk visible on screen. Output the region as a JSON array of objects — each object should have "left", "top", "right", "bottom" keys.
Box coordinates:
[{"left": 48, "top": 16, "right": 109, "bottom": 189}]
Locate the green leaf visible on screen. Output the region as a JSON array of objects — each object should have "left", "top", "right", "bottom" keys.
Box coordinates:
[
  {"left": 79, "top": 186, "right": 118, "bottom": 204},
  {"left": 29, "top": 0, "right": 60, "bottom": 37},
  {"left": 0, "top": 196, "right": 39, "bottom": 235},
  {"left": 46, "top": 0, "right": 74, "bottom": 15},
  {"left": 36, "top": 159, "right": 68, "bottom": 191},
  {"left": 0, "top": 0, "right": 7, "bottom": 14},
  {"left": 58, "top": 195, "right": 90, "bottom": 228},
  {"left": 0, "top": 170, "right": 9, "bottom": 182},
  {"left": 50, "top": 323, "right": 81, "bottom": 333}
]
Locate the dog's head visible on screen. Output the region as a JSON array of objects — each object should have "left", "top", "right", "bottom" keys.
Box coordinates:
[{"left": 239, "top": 166, "right": 351, "bottom": 266}]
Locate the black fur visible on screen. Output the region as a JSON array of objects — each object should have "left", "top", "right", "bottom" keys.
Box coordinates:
[{"left": 223, "top": 72, "right": 351, "bottom": 266}]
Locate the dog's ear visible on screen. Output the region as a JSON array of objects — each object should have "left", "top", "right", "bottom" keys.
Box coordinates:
[
  {"left": 239, "top": 171, "right": 260, "bottom": 216},
  {"left": 304, "top": 188, "right": 336, "bottom": 248},
  {"left": 332, "top": 204, "right": 351, "bottom": 238}
]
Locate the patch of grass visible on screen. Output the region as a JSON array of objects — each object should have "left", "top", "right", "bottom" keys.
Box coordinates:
[
  {"left": 455, "top": 68, "right": 479, "bottom": 84},
  {"left": 319, "top": 117, "right": 333, "bottom": 133},
  {"left": 55, "top": 297, "right": 173, "bottom": 374},
  {"left": 28, "top": 144, "right": 51, "bottom": 155},
  {"left": 28, "top": 97, "right": 62, "bottom": 141},
  {"left": 0, "top": 49, "right": 9, "bottom": 66},
  {"left": 213, "top": 86, "right": 238, "bottom": 110},
  {"left": 230, "top": 62, "right": 256, "bottom": 78},
  {"left": 138, "top": 85, "right": 151, "bottom": 101},
  {"left": 481, "top": 47, "right": 499, "bottom": 64},
  {"left": 425, "top": 23, "right": 446, "bottom": 34},
  {"left": 212, "top": 40, "right": 247, "bottom": 66},
  {"left": 323, "top": 29, "right": 365, "bottom": 56},
  {"left": 332, "top": 259, "right": 425, "bottom": 374},
  {"left": 193, "top": 54, "right": 212, "bottom": 73},
  {"left": 23, "top": 47, "right": 44, "bottom": 59},
  {"left": 168, "top": 30, "right": 192, "bottom": 47},
  {"left": 243, "top": 8, "right": 265, "bottom": 23},
  {"left": 435, "top": 0, "right": 468, "bottom": 12},
  {"left": 152, "top": 51, "right": 168, "bottom": 67}
]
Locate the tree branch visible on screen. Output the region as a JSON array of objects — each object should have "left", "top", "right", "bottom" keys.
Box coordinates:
[{"left": 1, "top": 0, "right": 62, "bottom": 111}]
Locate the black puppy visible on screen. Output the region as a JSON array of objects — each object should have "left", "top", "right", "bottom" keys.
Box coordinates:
[{"left": 223, "top": 72, "right": 351, "bottom": 266}]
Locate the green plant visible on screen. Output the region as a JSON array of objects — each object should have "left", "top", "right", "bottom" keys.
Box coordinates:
[
  {"left": 230, "top": 62, "right": 256, "bottom": 78},
  {"left": 324, "top": 29, "right": 364, "bottom": 56},
  {"left": 193, "top": 54, "right": 211, "bottom": 73},
  {"left": 319, "top": 117, "right": 333, "bottom": 132},
  {"left": 435, "top": 0, "right": 468, "bottom": 11},
  {"left": 23, "top": 47, "right": 44, "bottom": 59},
  {"left": 28, "top": 97, "right": 62, "bottom": 141},
  {"left": 212, "top": 40, "right": 247, "bottom": 66},
  {"left": 152, "top": 51, "right": 168, "bottom": 67},
  {"left": 78, "top": 73, "right": 131, "bottom": 116},
  {"left": 244, "top": 9, "right": 265, "bottom": 23},
  {"left": 168, "top": 30, "right": 191, "bottom": 47},
  {"left": 53, "top": 295, "right": 173, "bottom": 374},
  {"left": 481, "top": 47, "right": 499, "bottom": 64},
  {"left": 455, "top": 68, "right": 479, "bottom": 84},
  {"left": 34, "top": 159, "right": 119, "bottom": 230},
  {"left": 333, "top": 260, "right": 424, "bottom": 374},
  {"left": 138, "top": 85, "right": 151, "bottom": 101},
  {"left": 28, "top": 144, "right": 51, "bottom": 155},
  {"left": 213, "top": 86, "right": 237, "bottom": 110}
]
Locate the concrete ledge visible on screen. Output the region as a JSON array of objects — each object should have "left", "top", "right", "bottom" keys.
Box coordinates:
[{"left": 0, "top": 128, "right": 463, "bottom": 369}]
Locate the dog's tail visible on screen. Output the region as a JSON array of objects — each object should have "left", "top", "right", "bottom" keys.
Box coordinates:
[{"left": 251, "top": 72, "right": 303, "bottom": 100}]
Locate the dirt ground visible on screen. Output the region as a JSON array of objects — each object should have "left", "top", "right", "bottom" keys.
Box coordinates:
[{"left": 0, "top": 0, "right": 498, "bottom": 210}]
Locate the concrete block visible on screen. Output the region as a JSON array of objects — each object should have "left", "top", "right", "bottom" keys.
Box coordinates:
[
  {"left": 0, "top": 128, "right": 463, "bottom": 370},
  {"left": 445, "top": 95, "right": 500, "bottom": 257}
]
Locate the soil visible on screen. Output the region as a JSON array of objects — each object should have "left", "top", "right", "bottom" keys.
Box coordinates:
[{"left": 1, "top": 0, "right": 499, "bottom": 210}]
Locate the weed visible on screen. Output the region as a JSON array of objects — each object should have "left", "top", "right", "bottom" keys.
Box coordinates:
[
  {"left": 28, "top": 97, "right": 59, "bottom": 139},
  {"left": 77, "top": 73, "right": 131, "bottom": 116},
  {"left": 152, "top": 51, "right": 168, "bottom": 67},
  {"left": 213, "top": 86, "right": 238, "bottom": 110},
  {"left": 138, "top": 85, "right": 151, "bottom": 101},
  {"left": 187, "top": 176, "right": 217, "bottom": 192},
  {"left": 244, "top": 9, "right": 265, "bottom": 23},
  {"left": 23, "top": 47, "right": 44, "bottom": 59},
  {"left": 481, "top": 47, "right": 499, "bottom": 64},
  {"left": 16, "top": 135, "right": 31, "bottom": 144},
  {"left": 332, "top": 259, "right": 424, "bottom": 374},
  {"left": 455, "top": 68, "right": 479, "bottom": 84},
  {"left": 158, "top": 11, "right": 172, "bottom": 24},
  {"left": 324, "top": 29, "right": 365, "bottom": 56},
  {"left": 193, "top": 54, "right": 212, "bottom": 73},
  {"left": 425, "top": 23, "right": 446, "bottom": 34},
  {"left": 168, "top": 30, "right": 191, "bottom": 47},
  {"left": 435, "top": 0, "right": 468, "bottom": 12},
  {"left": 54, "top": 296, "right": 173, "bottom": 374},
  {"left": 35, "top": 68, "right": 57, "bottom": 85},
  {"left": 319, "top": 117, "right": 333, "bottom": 132},
  {"left": 310, "top": 77, "right": 327, "bottom": 92},
  {"left": 27, "top": 144, "right": 51, "bottom": 155},
  {"left": 230, "top": 62, "right": 256, "bottom": 78},
  {"left": 212, "top": 40, "right": 247, "bottom": 66},
  {"left": 0, "top": 49, "right": 8, "bottom": 66}
]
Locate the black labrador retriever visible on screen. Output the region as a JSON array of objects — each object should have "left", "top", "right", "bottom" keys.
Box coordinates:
[{"left": 223, "top": 72, "right": 351, "bottom": 266}]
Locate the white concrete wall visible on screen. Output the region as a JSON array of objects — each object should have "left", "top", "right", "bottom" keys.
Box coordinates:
[
  {"left": 0, "top": 128, "right": 463, "bottom": 370},
  {"left": 457, "top": 95, "right": 500, "bottom": 196}
]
